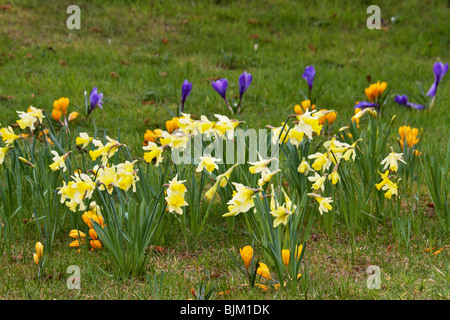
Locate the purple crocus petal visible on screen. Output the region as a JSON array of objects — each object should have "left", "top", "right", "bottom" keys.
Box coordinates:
[
  {"left": 410, "top": 103, "right": 426, "bottom": 110},
  {"left": 302, "top": 65, "right": 315, "bottom": 90},
  {"left": 354, "top": 101, "right": 378, "bottom": 110},
  {"left": 394, "top": 94, "right": 426, "bottom": 110},
  {"left": 89, "top": 87, "right": 103, "bottom": 114},
  {"left": 427, "top": 62, "right": 448, "bottom": 97},
  {"left": 394, "top": 95, "right": 409, "bottom": 106},
  {"left": 239, "top": 71, "right": 252, "bottom": 98},
  {"left": 181, "top": 79, "right": 192, "bottom": 104},
  {"left": 212, "top": 79, "right": 228, "bottom": 99}
]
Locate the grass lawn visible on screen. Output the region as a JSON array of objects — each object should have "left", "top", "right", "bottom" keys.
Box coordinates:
[{"left": 0, "top": 0, "right": 448, "bottom": 300}]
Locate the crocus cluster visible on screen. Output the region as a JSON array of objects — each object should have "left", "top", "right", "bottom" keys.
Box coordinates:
[
  {"left": 51, "top": 97, "right": 79, "bottom": 124},
  {"left": 212, "top": 71, "right": 252, "bottom": 114},
  {"left": 69, "top": 202, "right": 104, "bottom": 250}
]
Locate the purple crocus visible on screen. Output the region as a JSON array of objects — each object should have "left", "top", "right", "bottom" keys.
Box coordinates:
[
  {"left": 302, "top": 65, "right": 316, "bottom": 91},
  {"left": 427, "top": 62, "right": 448, "bottom": 97},
  {"left": 88, "top": 87, "right": 103, "bottom": 115},
  {"left": 180, "top": 79, "right": 192, "bottom": 112},
  {"left": 238, "top": 71, "right": 252, "bottom": 98},
  {"left": 212, "top": 79, "right": 233, "bottom": 113},
  {"left": 354, "top": 101, "right": 379, "bottom": 110},
  {"left": 212, "top": 79, "right": 228, "bottom": 99},
  {"left": 394, "top": 95, "right": 426, "bottom": 110}
]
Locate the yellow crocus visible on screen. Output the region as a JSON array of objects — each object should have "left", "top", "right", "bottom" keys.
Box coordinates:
[{"left": 240, "top": 246, "right": 253, "bottom": 269}]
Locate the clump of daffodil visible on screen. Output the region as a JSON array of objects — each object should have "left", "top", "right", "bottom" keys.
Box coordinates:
[
  {"left": 143, "top": 142, "right": 164, "bottom": 167},
  {"left": 308, "top": 193, "right": 333, "bottom": 215},
  {"left": 375, "top": 170, "right": 399, "bottom": 199},
  {"left": 196, "top": 154, "right": 221, "bottom": 174},
  {"left": 223, "top": 183, "right": 259, "bottom": 217},
  {"left": 165, "top": 174, "right": 188, "bottom": 215},
  {"left": 49, "top": 150, "right": 71, "bottom": 172},
  {"left": 365, "top": 81, "right": 387, "bottom": 102}
]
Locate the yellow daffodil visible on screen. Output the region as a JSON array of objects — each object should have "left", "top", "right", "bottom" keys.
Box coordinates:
[
  {"left": 0, "top": 126, "right": 21, "bottom": 145},
  {"left": 76, "top": 132, "right": 93, "bottom": 149},
  {"left": 297, "top": 157, "right": 312, "bottom": 175},
  {"left": 308, "top": 172, "right": 327, "bottom": 192},
  {"left": 89, "top": 136, "right": 123, "bottom": 166},
  {"left": 328, "top": 170, "right": 340, "bottom": 185},
  {"left": 49, "top": 150, "right": 71, "bottom": 172},
  {"left": 17, "top": 106, "right": 44, "bottom": 131},
  {"left": 248, "top": 154, "right": 278, "bottom": 176},
  {"left": 375, "top": 171, "right": 398, "bottom": 199},
  {"left": 116, "top": 161, "right": 140, "bottom": 192},
  {"left": 213, "top": 114, "right": 240, "bottom": 139},
  {"left": 223, "top": 183, "right": 258, "bottom": 217},
  {"left": 196, "top": 154, "right": 221, "bottom": 173},
  {"left": 0, "top": 146, "right": 13, "bottom": 165},
  {"left": 380, "top": 150, "right": 406, "bottom": 172},
  {"left": 270, "top": 203, "right": 292, "bottom": 227},
  {"left": 258, "top": 169, "right": 281, "bottom": 188},
  {"left": 308, "top": 152, "right": 331, "bottom": 172},
  {"left": 143, "top": 142, "right": 164, "bottom": 167},
  {"left": 165, "top": 175, "right": 188, "bottom": 215},
  {"left": 308, "top": 193, "right": 333, "bottom": 215}
]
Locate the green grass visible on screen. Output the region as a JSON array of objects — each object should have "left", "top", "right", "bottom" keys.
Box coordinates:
[{"left": 0, "top": 0, "right": 449, "bottom": 300}]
